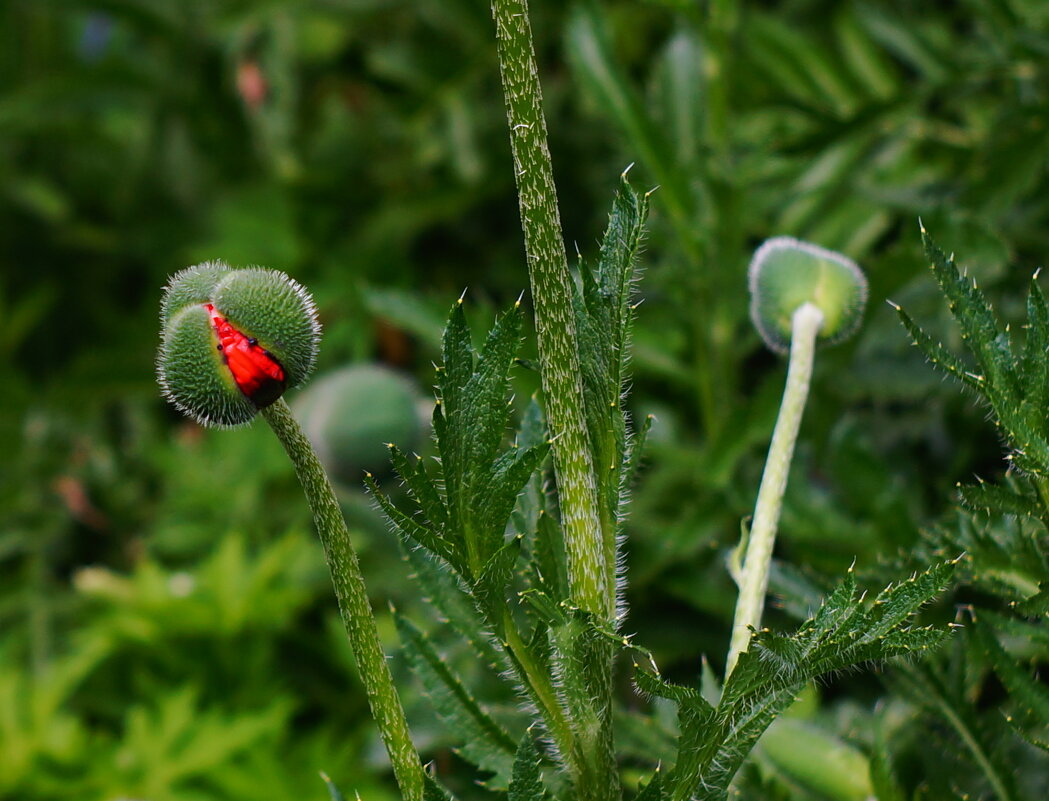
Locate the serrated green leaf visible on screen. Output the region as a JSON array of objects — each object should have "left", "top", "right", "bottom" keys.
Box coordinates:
[
  {"left": 463, "top": 304, "right": 524, "bottom": 480},
  {"left": 508, "top": 733, "right": 545, "bottom": 801},
  {"left": 1020, "top": 278, "right": 1049, "bottom": 411},
  {"left": 438, "top": 299, "right": 474, "bottom": 528},
  {"left": 424, "top": 775, "right": 458, "bottom": 801},
  {"left": 894, "top": 303, "right": 984, "bottom": 394},
  {"left": 531, "top": 509, "right": 569, "bottom": 604},
  {"left": 475, "top": 535, "right": 523, "bottom": 616},
  {"left": 661, "top": 561, "right": 954, "bottom": 801},
  {"left": 920, "top": 229, "right": 1020, "bottom": 410},
  {"left": 635, "top": 768, "right": 667, "bottom": 801},
  {"left": 395, "top": 613, "right": 517, "bottom": 785},
  {"left": 474, "top": 442, "right": 550, "bottom": 563},
  {"left": 401, "top": 543, "right": 504, "bottom": 670},
  {"left": 860, "top": 559, "right": 955, "bottom": 642},
  {"left": 958, "top": 481, "right": 1041, "bottom": 518},
  {"left": 366, "top": 475, "right": 467, "bottom": 576},
  {"left": 974, "top": 619, "right": 1049, "bottom": 727},
  {"left": 388, "top": 445, "right": 450, "bottom": 531}
]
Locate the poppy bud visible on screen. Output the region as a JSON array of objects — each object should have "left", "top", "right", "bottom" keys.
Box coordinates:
[
  {"left": 749, "top": 237, "right": 868, "bottom": 354},
  {"left": 157, "top": 261, "right": 320, "bottom": 427}
]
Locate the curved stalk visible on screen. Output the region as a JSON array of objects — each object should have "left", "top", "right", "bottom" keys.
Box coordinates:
[
  {"left": 726, "top": 303, "right": 824, "bottom": 679},
  {"left": 261, "top": 399, "right": 423, "bottom": 801}
]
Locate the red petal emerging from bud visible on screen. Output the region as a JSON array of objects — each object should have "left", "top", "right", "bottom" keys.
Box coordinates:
[{"left": 205, "top": 303, "right": 286, "bottom": 407}]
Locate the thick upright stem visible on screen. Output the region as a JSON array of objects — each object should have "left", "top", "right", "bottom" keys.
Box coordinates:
[
  {"left": 490, "top": 3, "right": 618, "bottom": 798},
  {"left": 261, "top": 399, "right": 423, "bottom": 801},
  {"left": 489, "top": 0, "right": 607, "bottom": 621},
  {"left": 726, "top": 303, "right": 823, "bottom": 679}
]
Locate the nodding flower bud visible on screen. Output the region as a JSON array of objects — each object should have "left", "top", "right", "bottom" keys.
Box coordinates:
[
  {"left": 157, "top": 261, "right": 321, "bottom": 427},
  {"left": 748, "top": 237, "right": 868, "bottom": 354}
]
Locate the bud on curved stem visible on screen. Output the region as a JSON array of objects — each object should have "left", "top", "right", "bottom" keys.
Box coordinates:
[
  {"left": 726, "top": 239, "right": 867, "bottom": 680},
  {"left": 156, "top": 265, "right": 423, "bottom": 800},
  {"left": 157, "top": 262, "right": 320, "bottom": 427}
]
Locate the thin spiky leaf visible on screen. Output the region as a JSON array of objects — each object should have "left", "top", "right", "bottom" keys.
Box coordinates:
[
  {"left": 367, "top": 475, "right": 466, "bottom": 576},
  {"left": 508, "top": 733, "right": 546, "bottom": 801},
  {"left": 958, "top": 480, "right": 1041, "bottom": 518},
  {"left": 463, "top": 304, "right": 524, "bottom": 477},
  {"left": 424, "top": 775, "right": 458, "bottom": 801},
  {"left": 1020, "top": 277, "right": 1049, "bottom": 410},
  {"left": 893, "top": 303, "right": 985, "bottom": 394},
  {"left": 395, "top": 613, "right": 517, "bottom": 785},
  {"left": 920, "top": 228, "right": 1020, "bottom": 408},
  {"left": 388, "top": 445, "right": 449, "bottom": 531},
  {"left": 401, "top": 543, "right": 504, "bottom": 670}
]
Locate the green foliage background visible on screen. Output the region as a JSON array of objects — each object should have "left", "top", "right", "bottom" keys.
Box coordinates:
[{"left": 2, "top": 0, "right": 1048, "bottom": 798}]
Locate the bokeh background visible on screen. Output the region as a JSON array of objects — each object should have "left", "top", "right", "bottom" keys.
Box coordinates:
[{"left": 3, "top": 1, "right": 1049, "bottom": 799}]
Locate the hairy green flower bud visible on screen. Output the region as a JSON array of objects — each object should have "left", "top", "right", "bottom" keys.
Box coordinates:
[
  {"left": 749, "top": 237, "right": 868, "bottom": 353},
  {"left": 157, "top": 261, "right": 320, "bottom": 427}
]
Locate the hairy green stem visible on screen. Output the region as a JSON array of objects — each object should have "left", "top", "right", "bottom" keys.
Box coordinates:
[
  {"left": 726, "top": 303, "right": 823, "bottom": 679},
  {"left": 489, "top": 0, "right": 607, "bottom": 620},
  {"left": 261, "top": 399, "right": 423, "bottom": 801},
  {"left": 489, "top": 2, "right": 619, "bottom": 798}
]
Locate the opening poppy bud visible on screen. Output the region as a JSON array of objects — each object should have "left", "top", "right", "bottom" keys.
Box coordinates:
[
  {"left": 157, "top": 261, "right": 321, "bottom": 427},
  {"left": 749, "top": 237, "right": 868, "bottom": 354}
]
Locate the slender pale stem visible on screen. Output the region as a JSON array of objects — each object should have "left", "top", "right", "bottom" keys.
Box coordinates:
[
  {"left": 261, "top": 399, "right": 423, "bottom": 801},
  {"left": 489, "top": 0, "right": 607, "bottom": 620},
  {"left": 726, "top": 303, "right": 824, "bottom": 679}
]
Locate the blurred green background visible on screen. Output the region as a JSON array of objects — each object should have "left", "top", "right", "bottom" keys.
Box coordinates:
[{"left": 3, "top": 0, "right": 1049, "bottom": 799}]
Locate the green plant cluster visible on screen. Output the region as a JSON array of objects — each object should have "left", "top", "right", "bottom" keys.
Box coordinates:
[{"left": 2, "top": 1, "right": 1049, "bottom": 800}]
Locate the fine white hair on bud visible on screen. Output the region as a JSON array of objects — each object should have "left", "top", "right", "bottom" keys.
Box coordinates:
[
  {"left": 748, "top": 237, "right": 868, "bottom": 354},
  {"left": 157, "top": 261, "right": 322, "bottom": 427}
]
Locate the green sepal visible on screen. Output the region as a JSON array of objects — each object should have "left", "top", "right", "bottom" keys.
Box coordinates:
[
  {"left": 160, "top": 261, "right": 229, "bottom": 325},
  {"left": 212, "top": 267, "right": 320, "bottom": 387},
  {"left": 158, "top": 304, "right": 257, "bottom": 427}
]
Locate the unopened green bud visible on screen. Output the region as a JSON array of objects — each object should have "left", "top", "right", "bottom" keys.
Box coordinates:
[
  {"left": 157, "top": 261, "right": 320, "bottom": 427},
  {"left": 749, "top": 237, "right": 868, "bottom": 354}
]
